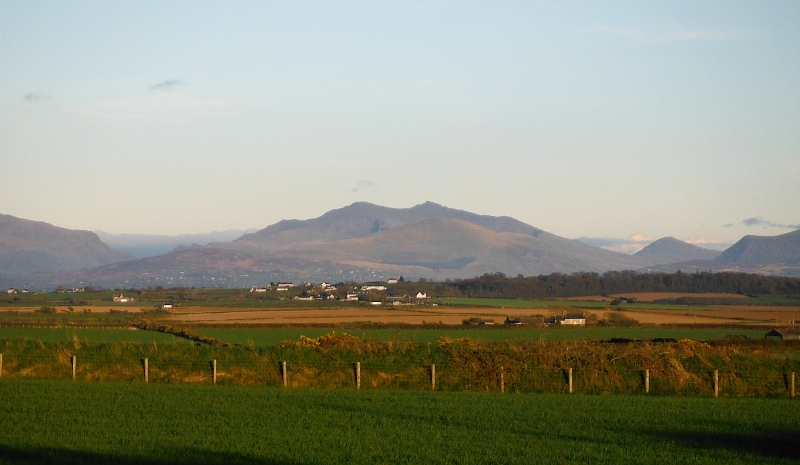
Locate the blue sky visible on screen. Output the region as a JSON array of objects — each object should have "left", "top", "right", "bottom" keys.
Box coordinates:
[{"left": 1, "top": 1, "right": 798, "bottom": 251}]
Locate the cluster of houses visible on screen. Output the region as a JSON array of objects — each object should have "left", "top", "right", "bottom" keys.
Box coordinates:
[
  {"left": 246, "top": 281, "right": 428, "bottom": 305},
  {"left": 6, "top": 288, "right": 29, "bottom": 294}
]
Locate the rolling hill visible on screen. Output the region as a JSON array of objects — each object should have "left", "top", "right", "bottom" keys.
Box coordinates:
[{"left": 0, "top": 213, "right": 134, "bottom": 276}]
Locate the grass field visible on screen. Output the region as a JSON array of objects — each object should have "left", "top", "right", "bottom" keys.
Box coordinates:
[
  {"left": 0, "top": 379, "right": 797, "bottom": 464},
  {"left": 0, "top": 327, "right": 186, "bottom": 344},
  {"left": 195, "top": 327, "right": 768, "bottom": 347}
]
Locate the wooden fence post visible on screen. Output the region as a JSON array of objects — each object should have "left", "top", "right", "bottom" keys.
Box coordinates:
[
  {"left": 431, "top": 364, "right": 436, "bottom": 391},
  {"left": 0, "top": 353, "right": 3, "bottom": 378},
  {"left": 212, "top": 360, "right": 217, "bottom": 385},
  {"left": 143, "top": 358, "right": 148, "bottom": 383},
  {"left": 71, "top": 355, "right": 76, "bottom": 381},
  {"left": 645, "top": 369, "right": 650, "bottom": 394},
  {"left": 500, "top": 366, "right": 505, "bottom": 393},
  {"left": 355, "top": 362, "right": 361, "bottom": 389},
  {"left": 792, "top": 372, "right": 796, "bottom": 398},
  {"left": 568, "top": 368, "right": 573, "bottom": 394},
  {"left": 282, "top": 361, "right": 287, "bottom": 387},
  {"left": 713, "top": 370, "right": 719, "bottom": 397}
]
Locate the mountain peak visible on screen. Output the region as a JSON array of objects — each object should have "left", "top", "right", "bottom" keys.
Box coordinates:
[{"left": 634, "top": 236, "right": 720, "bottom": 265}]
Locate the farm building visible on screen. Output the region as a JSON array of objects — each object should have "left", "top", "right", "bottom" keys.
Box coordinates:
[
  {"left": 764, "top": 328, "right": 800, "bottom": 340},
  {"left": 562, "top": 314, "right": 586, "bottom": 325},
  {"left": 544, "top": 314, "right": 586, "bottom": 326}
]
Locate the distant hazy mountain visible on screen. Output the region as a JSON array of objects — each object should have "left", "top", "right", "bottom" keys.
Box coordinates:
[
  {"left": 0, "top": 213, "right": 134, "bottom": 276},
  {"left": 232, "top": 201, "right": 543, "bottom": 253},
  {"left": 96, "top": 229, "right": 256, "bottom": 258},
  {"left": 227, "top": 202, "right": 650, "bottom": 278},
  {"left": 716, "top": 229, "right": 800, "bottom": 266},
  {"left": 633, "top": 237, "right": 720, "bottom": 265}
]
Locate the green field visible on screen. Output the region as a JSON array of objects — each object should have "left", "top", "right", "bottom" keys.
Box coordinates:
[
  {"left": 195, "top": 327, "right": 768, "bottom": 347},
  {"left": 0, "top": 379, "right": 797, "bottom": 464},
  {"left": 0, "top": 327, "right": 185, "bottom": 344}
]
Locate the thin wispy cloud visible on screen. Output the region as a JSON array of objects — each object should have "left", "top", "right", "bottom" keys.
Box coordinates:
[
  {"left": 586, "top": 24, "right": 742, "bottom": 43},
  {"left": 352, "top": 180, "right": 376, "bottom": 193},
  {"left": 578, "top": 234, "right": 656, "bottom": 254},
  {"left": 150, "top": 80, "right": 187, "bottom": 91},
  {"left": 85, "top": 94, "right": 240, "bottom": 123},
  {"left": 725, "top": 217, "right": 800, "bottom": 230},
  {"left": 23, "top": 93, "right": 53, "bottom": 102}
]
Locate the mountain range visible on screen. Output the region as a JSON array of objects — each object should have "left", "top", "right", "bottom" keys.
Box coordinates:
[{"left": 1, "top": 203, "right": 798, "bottom": 288}]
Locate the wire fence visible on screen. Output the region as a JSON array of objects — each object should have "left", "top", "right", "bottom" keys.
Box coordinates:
[{"left": 0, "top": 352, "right": 796, "bottom": 398}]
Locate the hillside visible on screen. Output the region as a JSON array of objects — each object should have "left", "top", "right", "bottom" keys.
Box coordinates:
[
  {"left": 0, "top": 213, "right": 134, "bottom": 276},
  {"left": 1, "top": 247, "right": 375, "bottom": 289},
  {"left": 251, "top": 217, "right": 649, "bottom": 279},
  {"left": 716, "top": 229, "right": 800, "bottom": 266},
  {"left": 634, "top": 237, "right": 720, "bottom": 265}
]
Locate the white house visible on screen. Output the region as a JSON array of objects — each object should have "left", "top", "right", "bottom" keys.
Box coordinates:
[
  {"left": 361, "top": 285, "right": 387, "bottom": 292},
  {"left": 113, "top": 294, "right": 133, "bottom": 303},
  {"left": 7, "top": 288, "right": 17, "bottom": 294},
  {"left": 415, "top": 292, "right": 428, "bottom": 299},
  {"left": 346, "top": 293, "right": 359, "bottom": 301}
]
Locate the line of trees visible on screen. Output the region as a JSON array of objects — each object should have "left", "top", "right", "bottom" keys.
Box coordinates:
[{"left": 390, "top": 271, "right": 800, "bottom": 300}]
